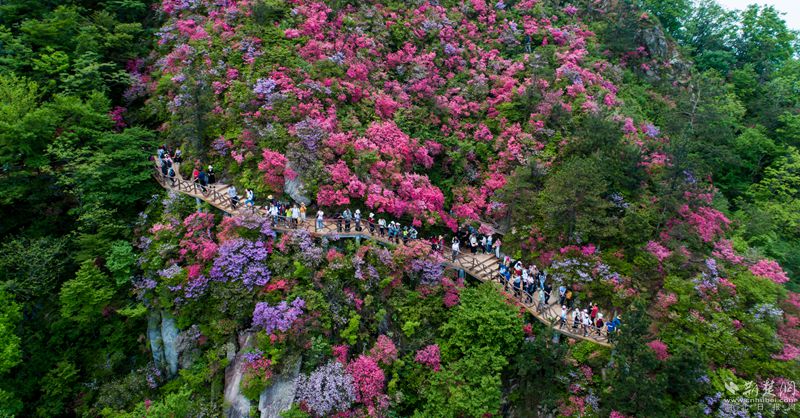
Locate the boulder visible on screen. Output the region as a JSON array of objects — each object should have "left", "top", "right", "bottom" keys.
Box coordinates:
[
  {"left": 258, "top": 358, "right": 302, "bottom": 418},
  {"left": 224, "top": 332, "right": 256, "bottom": 418},
  {"left": 284, "top": 161, "right": 310, "bottom": 205},
  {"left": 161, "top": 310, "right": 180, "bottom": 377}
]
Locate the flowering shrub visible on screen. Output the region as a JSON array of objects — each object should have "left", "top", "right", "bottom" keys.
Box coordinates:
[
  {"left": 415, "top": 344, "right": 441, "bottom": 371},
  {"left": 252, "top": 298, "right": 305, "bottom": 334},
  {"left": 646, "top": 241, "right": 671, "bottom": 262},
  {"left": 210, "top": 239, "right": 271, "bottom": 289},
  {"left": 346, "top": 355, "right": 385, "bottom": 407},
  {"left": 294, "top": 361, "right": 356, "bottom": 417},
  {"left": 647, "top": 340, "right": 670, "bottom": 361},
  {"left": 749, "top": 259, "right": 790, "bottom": 284},
  {"left": 368, "top": 335, "right": 398, "bottom": 366}
]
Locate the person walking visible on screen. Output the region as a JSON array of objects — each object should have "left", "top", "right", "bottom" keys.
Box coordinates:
[
  {"left": 565, "top": 287, "right": 574, "bottom": 309},
  {"left": 354, "top": 209, "right": 362, "bottom": 231},
  {"left": 595, "top": 313, "right": 604, "bottom": 336},
  {"left": 245, "top": 189, "right": 255, "bottom": 207},
  {"left": 558, "top": 285, "right": 567, "bottom": 306},
  {"left": 378, "top": 218, "right": 386, "bottom": 237},
  {"left": 469, "top": 234, "right": 478, "bottom": 254},
  {"left": 300, "top": 203, "right": 307, "bottom": 224},
  {"left": 269, "top": 204, "right": 279, "bottom": 225},
  {"left": 479, "top": 235, "right": 487, "bottom": 254},
  {"left": 368, "top": 213, "right": 376, "bottom": 234},
  {"left": 582, "top": 309, "right": 591, "bottom": 337},
  {"left": 228, "top": 185, "right": 239, "bottom": 210},
  {"left": 485, "top": 235, "right": 493, "bottom": 254},
  {"left": 336, "top": 212, "right": 343, "bottom": 233},
  {"left": 167, "top": 165, "right": 176, "bottom": 186},
  {"left": 198, "top": 168, "right": 208, "bottom": 193},
  {"left": 493, "top": 237, "right": 502, "bottom": 258},
  {"left": 451, "top": 237, "right": 460, "bottom": 261},
  {"left": 343, "top": 209, "right": 352, "bottom": 232},
  {"left": 291, "top": 204, "right": 300, "bottom": 228},
  {"left": 207, "top": 165, "right": 216, "bottom": 185},
  {"left": 559, "top": 306, "right": 568, "bottom": 328},
  {"left": 572, "top": 309, "right": 580, "bottom": 330},
  {"left": 316, "top": 209, "right": 324, "bottom": 231}
]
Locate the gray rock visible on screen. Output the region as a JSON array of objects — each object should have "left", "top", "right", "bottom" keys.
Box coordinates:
[
  {"left": 224, "top": 332, "right": 256, "bottom": 418},
  {"left": 161, "top": 310, "right": 180, "bottom": 377},
  {"left": 284, "top": 161, "right": 310, "bottom": 205},
  {"left": 147, "top": 310, "right": 165, "bottom": 370},
  {"left": 258, "top": 358, "right": 302, "bottom": 418}
]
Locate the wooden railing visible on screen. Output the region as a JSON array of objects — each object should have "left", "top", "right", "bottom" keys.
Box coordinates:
[{"left": 151, "top": 158, "right": 613, "bottom": 347}]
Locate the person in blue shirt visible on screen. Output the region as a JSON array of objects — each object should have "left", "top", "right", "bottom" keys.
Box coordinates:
[{"left": 607, "top": 315, "right": 621, "bottom": 342}]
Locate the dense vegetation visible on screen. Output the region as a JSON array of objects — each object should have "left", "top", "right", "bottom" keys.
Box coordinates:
[{"left": 0, "top": 0, "right": 798, "bottom": 417}]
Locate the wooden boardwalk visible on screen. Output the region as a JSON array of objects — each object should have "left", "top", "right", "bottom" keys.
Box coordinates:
[{"left": 152, "top": 160, "right": 612, "bottom": 347}]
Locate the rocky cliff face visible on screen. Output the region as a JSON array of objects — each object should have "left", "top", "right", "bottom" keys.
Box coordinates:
[
  {"left": 224, "top": 332, "right": 256, "bottom": 418},
  {"left": 258, "top": 358, "right": 301, "bottom": 418}
]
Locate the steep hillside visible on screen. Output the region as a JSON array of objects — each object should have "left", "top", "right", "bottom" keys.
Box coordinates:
[{"left": 1, "top": 0, "right": 798, "bottom": 417}]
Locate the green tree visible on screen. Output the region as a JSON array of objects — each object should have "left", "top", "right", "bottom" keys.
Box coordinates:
[
  {"left": 106, "top": 240, "right": 136, "bottom": 287},
  {"left": 677, "top": 0, "right": 737, "bottom": 73},
  {"left": 604, "top": 300, "right": 668, "bottom": 414},
  {"left": 538, "top": 156, "right": 614, "bottom": 243},
  {"left": 59, "top": 260, "right": 115, "bottom": 325},
  {"left": 734, "top": 5, "right": 797, "bottom": 79},
  {"left": 636, "top": 0, "right": 690, "bottom": 36},
  {"left": 0, "top": 288, "right": 21, "bottom": 374},
  {"left": 418, "top": 284, "right": 523, "bottom": 417}
]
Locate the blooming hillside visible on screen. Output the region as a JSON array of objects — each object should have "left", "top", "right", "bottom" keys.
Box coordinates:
[{"left": 1, "top": 0, "right": 798, "bottom": 416}]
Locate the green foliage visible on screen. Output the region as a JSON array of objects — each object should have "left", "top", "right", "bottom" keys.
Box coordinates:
[
  {"left": 636, "top": 0, "right": 690, "bottom": 36},
  {"left": 111, "top": 387, "right": 197, "bottom": 418},
  {"left": 417, "top": 348, "right": 506, "bottom": 418},
  {"left": 417, "top": 284, "right": 523, "bottom": 417},
  {"left": 59, "top": 260, "right": 115, "bottom": 325},
  {"left": 280, "top": 404, "right": 311, "bottom": 418},
  {"left": 36, "top": 360, "right": 79, "bottom": 417},
  {"left": 106, "top": 240, "right": 136, "bottom": 287},
  {"left": 340, "top": 313, "right": 361, "bottom": 345},
  {"left": 604, "top": 300, "right": 669, "bottom": 414},
  {"left": 0, "top": 288, "right": 21, "bottom": 375},
  {"left": 537, "top": 156, "right": 615, "bottom": 243}
]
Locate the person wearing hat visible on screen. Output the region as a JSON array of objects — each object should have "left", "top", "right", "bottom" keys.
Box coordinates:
[
  {"left": 378, "top": 217, "right": 386, "bottom": 237},
  {"left": 335, "top": 211, "right": 343, "bottom": 233},
  {"left": 368, "top": 213, "right": 376, "bottom": 234},
  {"left": 581, "top": 309, "right": 592, "bottom": 337},
  {"left": 559, "top": 305, "right": 568, "bottom": 328},
  {"left": 354, "top": 209, "right": 361, "bottom": 231},
  {"left": 208, "top": 165, "right": 216, "bottom": 185},
  {"left": 595, "top": 313, "right": 605, "bottom": 336},
  {"left": 342, "top": 209, "right": 352, "bottom": 232}
]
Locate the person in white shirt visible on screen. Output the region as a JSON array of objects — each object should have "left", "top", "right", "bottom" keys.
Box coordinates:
[
  {"left": 228, "top": 186, "right": 238, "bottom": 209},
  {"left": 451, "top": 239, "right": 460, "bottom": 261},
  {"left": 269, "top": 204, "right": 279, "bottom": 225},
  {"left": 316, "top": 210, "right": 324, "bottom": 230},
  {"left": 378, "top": 218, "right": 386, "bottom": 237},
  {"left": 291, "top": 204, "right": 300, "bottom": 227}
]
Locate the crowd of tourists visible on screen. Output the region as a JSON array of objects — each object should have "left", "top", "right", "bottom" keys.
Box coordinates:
[
  {"left": 497, "top": 258, "right": 622, "bottom": 340},
  {"left": 154, "top": 147, "right": 619, "bottom": 341}
]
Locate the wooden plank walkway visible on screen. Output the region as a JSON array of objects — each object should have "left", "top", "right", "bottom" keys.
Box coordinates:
[{"left": 152, "top": 160, "right": 612, "bottom": 347}]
